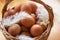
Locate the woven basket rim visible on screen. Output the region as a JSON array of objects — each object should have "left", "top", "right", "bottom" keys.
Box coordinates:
[{"left": 1, "top": 0, "right": 54, "bottom": 40}]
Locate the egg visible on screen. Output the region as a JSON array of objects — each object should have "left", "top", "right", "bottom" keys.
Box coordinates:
[
  {"left": 20, "top": 3, "right": 32, "bottom": 14},
  {"left": 9, "top": 9, "right": 16, "bottom": 15},
  {"left": 20, "top": 2, "right": 37, "bottom": 14},
  {"left": 8, "top": 24, "right": 21, "bottom": 36},
  {"left": 20, "top": 16, "right": 35, "bottom": 28},
  {"left": 3, "top": 11, "right": 9, "bottom": 18},
  {"left": 28, "top": 2, "right": 37, "bottom": 13},
  {"left": 14, "top": 4, "right": 23, "bottom": 12},
  {"left": 21, "top": 32, "right": 31, "bottom": 36},
  {"left": 3, "top": 9, "right": 16, "bottom": 18},
  {"left": 30, "top": 24, "right": 43, "bottom": 37},
  {"left": 21, "top": 26, "right": 29, "bottom": 32}
]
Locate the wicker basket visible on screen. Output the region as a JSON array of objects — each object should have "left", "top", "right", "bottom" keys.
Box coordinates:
[{"left": 1, "top": 0, "right": 54, "bottom": 40}]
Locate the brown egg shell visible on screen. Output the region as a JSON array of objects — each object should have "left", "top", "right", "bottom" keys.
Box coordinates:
[
  {"left": 20, "top": 3, "right": 32, "bottom": 14},
  {"left": 27, "top": 2, "right": 37, "bottom": 13},
  {"left": 14, "top": 4, "right": 23, "bottom": 12},
  {"left": 3, "top": 11, "right": 9, "bottom": 18},
  {"left": 20, "top": 16, "right": 35, "bottom": 28},
  {"left": 8, "top": 24, "right": 21, "bottom": 36},
  {"left": 3, "top": 9, "right": 16, "bottom": 18},
  {"left": 30, "top": 24, "right": 43, "bottom": 37}
]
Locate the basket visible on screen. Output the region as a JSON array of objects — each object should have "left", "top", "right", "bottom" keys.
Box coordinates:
[{"left": 1, "top": 0, "right": 54, "bottom": 40}]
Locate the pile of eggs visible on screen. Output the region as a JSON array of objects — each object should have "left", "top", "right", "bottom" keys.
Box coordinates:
[{"left": 3, "top": 1, "right": 47, "bottom": 37}]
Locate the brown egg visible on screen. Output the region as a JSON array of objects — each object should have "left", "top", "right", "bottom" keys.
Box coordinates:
[
  {"left": 8, "top": 9, "right": 16, "bottom": 15},
  {"left": 30, "top": 24, "right": 43, "bottom": 37},
  {"left": 8, "top": 24, "right": 21, "bottom": 36},
  {"left": 21, "top": 32, "right": 31, "bottom": 36},
  {"left": 3, "top": 9, "right": 16, "bottom": 18},
  {"left": 14, "top": 4, "right": 23, "bottom": 12},
  {"left": 3, "top": 11, "right": 9, "bottom": 18},
  {"left": 20, "top": 16, "right": 35, "bottom": 28},
  {"left": 20, "top": 3, "right": 32, "bottom": 14},
  {"left": 20, "top": 2, "right": 37, "bottom": 14},
  {"left": 28, "top": 2, "right": 37, "bottom": 13},
  {"left": 21, "top": 26, "right": 29, "bottom": 32}
]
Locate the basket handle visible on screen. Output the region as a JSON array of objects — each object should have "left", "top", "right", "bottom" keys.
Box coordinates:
[{"left": 2, "top": 0, "right": 13, "bottom": 17}]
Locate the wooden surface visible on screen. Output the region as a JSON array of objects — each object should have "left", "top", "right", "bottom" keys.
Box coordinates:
[
  {"left": 0, "top": 0, "right": 60, "bottom": 40},
  {"left": 0, "top": 0, "right": 6, "bottom": 40}
]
